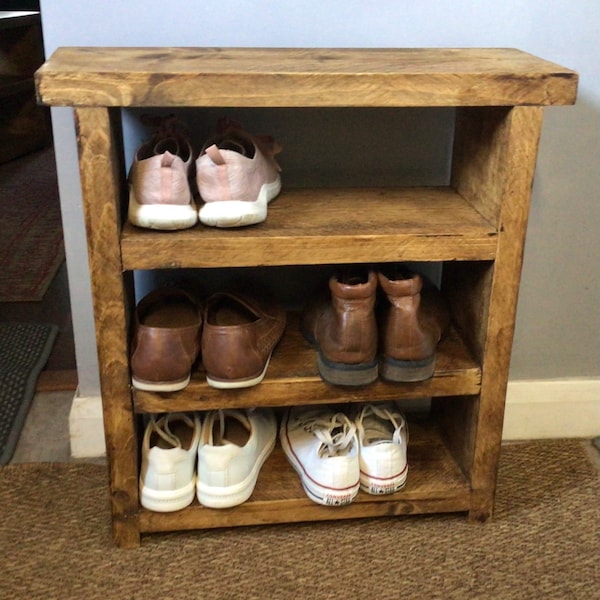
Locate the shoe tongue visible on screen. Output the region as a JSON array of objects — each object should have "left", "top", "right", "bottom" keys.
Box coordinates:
[
  {"left": 205, "top": 144, "right": 226, "bottom": 165},
  {"left": 159, "top": 151, "right": 176, "bottom": 167},
  {"left": 361, "top": 418, "right": 394, "bottom": 445}
]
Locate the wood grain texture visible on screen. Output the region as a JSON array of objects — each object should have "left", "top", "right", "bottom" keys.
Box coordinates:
[
  {"left": 454, "top": 106, "right": 544, "bottom": 522},
  {"left": 75, "top": 107, "right": 140, "bottom": 547},
  {"left": 45, "top": 48, "right": 576, "bottom": 544},
  {"left": 36, "top": 47, "right": 578, "bottom": 108},
  {"left": 133, "top": 318, "right": 480, "bottom": 413},
  {"left": 121, "top": 187, "right": 498, "bottom": 269}
]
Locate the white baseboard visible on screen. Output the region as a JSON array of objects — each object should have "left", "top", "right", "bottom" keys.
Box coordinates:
[
  {"left": 503, "top": 378, "right": 600, "bottom": 440},
  {"left": 68, "top": 390, "right": 106, "bottom": 458},
  {"left": 67, "top": 378, "right": 600, "bottom": 457}
]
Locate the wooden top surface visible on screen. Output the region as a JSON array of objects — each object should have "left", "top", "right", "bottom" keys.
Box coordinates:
[{"left": 35, "top": 47, "right": 578, "bottom": 108}]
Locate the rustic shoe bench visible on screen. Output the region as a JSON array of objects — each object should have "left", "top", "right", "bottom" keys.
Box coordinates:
[{"left": 35, "top": 47, "right": 577, "bottom": 547}]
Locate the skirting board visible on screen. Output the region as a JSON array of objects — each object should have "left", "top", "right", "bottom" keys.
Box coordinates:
[
  {"left": 68, "top": 391, "right": 106, "bottom": 458},
  {"left": 68, "top": 378, "right": 600, "bottom": 458},
  {"left": 502, "top": 378, "right": 600, "bottom": 440}
]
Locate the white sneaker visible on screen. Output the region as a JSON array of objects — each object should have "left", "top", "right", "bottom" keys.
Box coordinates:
[
  {"left": 354, "top": 403, "right": 408, "bottom": 495},
  {"left": 280, "top": 406, "right": 360, "bottom": 506},
  {"left": 196, "top": 408, "right": 276, "bottom": 508},
  {"left": 139, "top": 412, "right": 201, "bottom": 512}
]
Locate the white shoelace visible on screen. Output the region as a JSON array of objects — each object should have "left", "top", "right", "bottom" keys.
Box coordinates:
[
  {"left": 148, "top": 413, "right": 189, "bottom": 449},
  {"left": 355, "top": 403, "right": 407, "bottom": 446},
  {"left": 205, "top": 409, "right": 251, "bottom": 446},
  {"left": 296, "top": 410, "right": 357, "bottom": 458}
]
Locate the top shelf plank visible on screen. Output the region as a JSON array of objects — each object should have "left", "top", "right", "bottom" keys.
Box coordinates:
[{"left": 35, "top": 47, "right": 577, "bottom": 108}]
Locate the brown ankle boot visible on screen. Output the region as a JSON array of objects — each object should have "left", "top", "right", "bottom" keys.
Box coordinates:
[
  {"left": 377, "top": 268, "right": 449, "bottom": 382},
  {"left": 302, "top": 269, "right": 378, "bottom": 386}
]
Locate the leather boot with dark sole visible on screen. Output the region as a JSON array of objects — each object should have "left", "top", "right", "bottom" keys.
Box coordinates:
[
  {"left": 377, "top": 267, "right": 449, "bottom": 382},
  {"left": 302, "top": 268, "right": 378, "bottom": 386}
]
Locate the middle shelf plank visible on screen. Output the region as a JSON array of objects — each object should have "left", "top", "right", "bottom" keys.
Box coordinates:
[
  {"left": 133, "top": 317, "right": 481, "bottom": 413},
  {"left": 121, "top": 187, "right": 498, "bottom": 270}
]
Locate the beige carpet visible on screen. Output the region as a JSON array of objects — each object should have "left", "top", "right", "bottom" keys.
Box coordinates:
[{"left": 1, "top": 440, "right": 598, "bottom": 599}]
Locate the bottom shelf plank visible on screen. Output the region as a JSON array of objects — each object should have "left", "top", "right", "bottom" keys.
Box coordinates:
[{"left": 139, "top": 419, "right": 471, "bottom": 535}]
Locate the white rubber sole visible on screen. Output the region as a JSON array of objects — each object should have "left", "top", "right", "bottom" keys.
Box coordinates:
[
  {"left": 140, "top": 478, "right": 196, "bottom": 512},
  {"left": 205, "top": 354, "right": 272, "bottom": 390},
  {"left": 128, "top": 186, "right": 198, "bottom": 230},
  {"left": 280, "top": 424, "right": 359, "bottom": 507},
  {"left": 360, "top": 465, "right": 408, "bottom": 495},
  {"left": 131, "top": 373, "right": 191, "bottom": 392},
  {"left": 196, "top": 434, "right": 276, "bottom": 508},
  {"left": 199, "top": 176, "right": 281, "bottom": 228}
]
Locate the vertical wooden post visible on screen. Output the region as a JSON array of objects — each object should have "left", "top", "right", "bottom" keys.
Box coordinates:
[
  {"left": 448, "top": 106, "right": 544, "bottom": 521},
  {"left": 74, "top": 107, "right": 140, "bottom": 547}
]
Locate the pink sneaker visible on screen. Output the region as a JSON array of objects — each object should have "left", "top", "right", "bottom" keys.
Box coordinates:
[
  {"left": 196, "top": 120, "right": 281, "bottom": 228},
  {"left": 128, "top": 118, "right": 198, "bottom": 230}
]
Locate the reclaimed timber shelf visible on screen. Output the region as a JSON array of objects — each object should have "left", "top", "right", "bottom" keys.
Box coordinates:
[{"left": 35, "top": 47, "right": 578, "bottom": 548}]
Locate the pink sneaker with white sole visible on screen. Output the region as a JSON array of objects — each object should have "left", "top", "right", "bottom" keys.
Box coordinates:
[
  {"left": 128, "top": 118, "right": 197, "bottom": 230},
  {"left": 196, "top": 120, "right": 282, "bottom": 228}
]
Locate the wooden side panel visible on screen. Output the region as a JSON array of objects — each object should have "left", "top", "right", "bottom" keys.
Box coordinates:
[
  {"left": 74, "top": 107, "right": 139, "bottom": 547},
  {"left": 446, "top": 106, "right": 544, "bottom": 521}
]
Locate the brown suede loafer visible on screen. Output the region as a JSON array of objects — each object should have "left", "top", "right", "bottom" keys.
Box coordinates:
[
  {"left": 201, "top": 292, "right": 286, "bottom": 389},
  {"left": 131, "top": 288, "right": 202, "bottom": 392}
]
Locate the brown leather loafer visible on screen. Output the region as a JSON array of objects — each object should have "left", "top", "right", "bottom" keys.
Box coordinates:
[
  {"left": 377, "top": 267, "right": 449, "bottom": 382},
  {"left": 201, "top": 292, "right": 286, "bottom": 389},
  {"left": 131, "top": 288, "right": 202, "bottom": 391},
  {"left": 302, "top": 268, "right": 378, "bottom": 386}
]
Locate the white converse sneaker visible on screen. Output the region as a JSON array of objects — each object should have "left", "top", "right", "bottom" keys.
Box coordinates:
[
  {"left": 139, "top": 412, "right": 201, "bottom": 512},
  {"left": 196, "top": 408, "right": 276, "bottom": 508},
  {"left": 280, "top": 406, "right": 360, "bottom": 506},
  {"left": 354, "top": 403, "right": 408, "bottom": 495}
]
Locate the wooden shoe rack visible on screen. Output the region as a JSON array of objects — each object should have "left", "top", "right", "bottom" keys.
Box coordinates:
[{"left": 35, "top": 48, "right": 577, "bottom": 547}]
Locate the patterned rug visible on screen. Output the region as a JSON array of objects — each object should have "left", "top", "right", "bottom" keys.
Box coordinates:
[
  {"left": 0, "top": 147, "right": 65, "bottom": 302},
  {"left": 0, "top": 322, "right": 58, "bottom": 464}
]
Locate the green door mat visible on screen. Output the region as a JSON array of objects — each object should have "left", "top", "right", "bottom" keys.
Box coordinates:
[{"left": 0, "top": 322, "right": 58, "bottom": 464}]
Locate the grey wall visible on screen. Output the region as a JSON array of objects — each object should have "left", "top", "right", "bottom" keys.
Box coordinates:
[{"left": 40, "top": 0, "right": 600, "bottom": 397}]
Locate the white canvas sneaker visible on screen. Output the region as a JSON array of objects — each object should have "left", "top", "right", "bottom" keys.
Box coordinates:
[
  {"left": 280, "top": 406, "right": 360, "bottom": 506},
  {"left": 354, "top": 403, "right": 408, "bottom": 495},
  {"left": 196, "top": 408, "right": 276, "bottom": 508},
  {"left": 139, "top": 412, "right": 201, "bottom": 512}
]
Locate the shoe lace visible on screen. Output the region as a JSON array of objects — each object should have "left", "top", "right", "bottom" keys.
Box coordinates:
[
  {"left": 149, "top": 414, "right": 182, "bottom": 449},
  {"left": 213, "top": 117, "right": 282, "bottom": 170},
  {"left": 355, "top": 403, "right": 407, "bottom": 446},
  {"left": 296, "top": 410, "right": 357, "bottom": 458},
  {"left": 206, "top": 409, "right": 251, "bottom": 446}
]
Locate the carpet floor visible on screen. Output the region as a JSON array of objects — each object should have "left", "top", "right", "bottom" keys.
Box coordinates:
[{"left": 0, "top": 440, "right": 598, "bottom": 599}]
